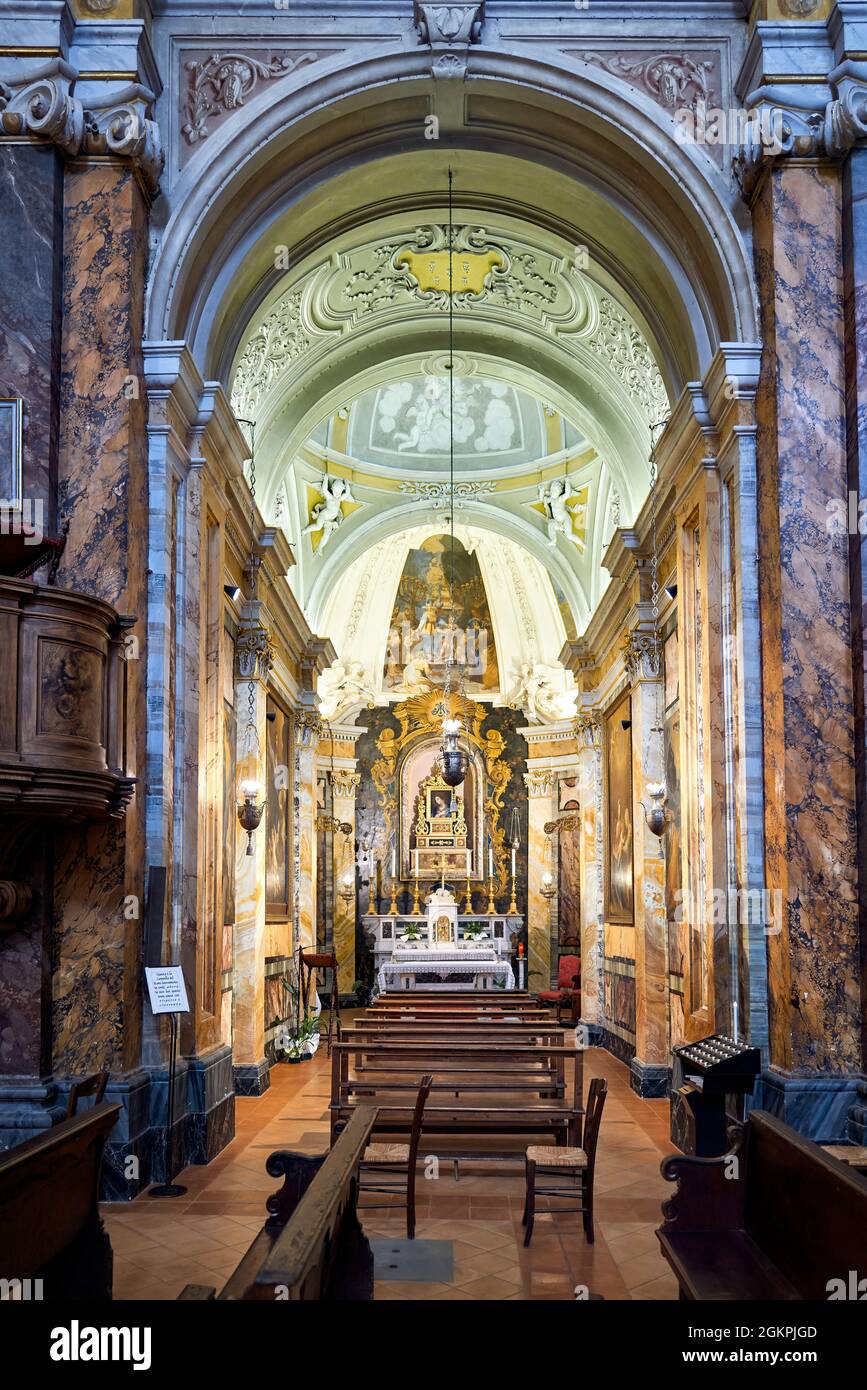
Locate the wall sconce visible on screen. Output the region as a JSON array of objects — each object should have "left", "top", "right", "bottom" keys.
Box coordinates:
[
  {"left": 642, "top": 781, "right": 668, "bottom": 838},
  {"left": 541, "top": 871, "right": 556, "bottom": 900},
  {"left": 237, "top": 778, "right": 264, "bottom": 855},
  {"left": 339, "top": 869, "right": 355, "bottom": 905}
]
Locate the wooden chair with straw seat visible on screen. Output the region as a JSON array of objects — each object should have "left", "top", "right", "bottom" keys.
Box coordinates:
[
  {"left": 357, "top": 1074, "right": 433, "bottom": 1240},
  {"left": 522, "top": 1076, "right": 607, "bottom": 1246}
]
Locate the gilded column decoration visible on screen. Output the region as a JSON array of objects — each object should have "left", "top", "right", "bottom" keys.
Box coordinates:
[
  {"left": 331, "top": 770, "right": 360, "bottom": 997},
  {"left": 524, "top": 765, "right": 558, "bottom": 990}
]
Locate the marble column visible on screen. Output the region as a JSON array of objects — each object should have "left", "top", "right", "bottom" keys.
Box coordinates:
[
  {"left": 51, "top": 161, "right": 149, "bottom": 1081},
  {"left": 752, "top": 156, "right": 862, "bottom": 1130},
  {"left": 523, "top": 768, "right": 557, "bottom": 991},
  {"left": 232, "top": 654, "right": 269, "bottom": 1097},
  {"left": 842, "top": 143, "right": 867, "bottom": 1131},
  {"left": 331, "top": 771, "right": 360, "bottom": 999},
  {"left": 575, "top": 711, "right": 604, "bottom": 1028},
  {"left": 624, "top": 629, "right": 669, "bottom": 1097},
  {"left": 295, "top": 711, "right": 322, "bottom": 974}
]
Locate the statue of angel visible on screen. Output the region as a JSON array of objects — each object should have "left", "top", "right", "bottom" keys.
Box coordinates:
[
  {"left": 505, "top": 661, "right": 578, "bottom": 724},
  {"left": 302, "top": 473, "right": 355, "bottom": 550},
  {"left": 317, "top": 659, "right": 375, "bottom": 721},
  {"left": 538, "top": 476, "right": 582, "bottom": 548}
]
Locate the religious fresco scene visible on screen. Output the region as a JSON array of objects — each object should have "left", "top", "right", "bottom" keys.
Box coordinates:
[{"left": 0, "top": 0, "right": 865, "bottom": 1351}]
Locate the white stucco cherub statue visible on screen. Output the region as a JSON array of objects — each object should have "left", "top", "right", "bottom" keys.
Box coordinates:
[
  {"left": 317, "top": 659, "right": 375, "bottom": 721},
  {"left": 538, "top": 476, "right": 582, "bottom": 548},
  {"left": 505, "top": 660, "right": 578, "bottom": 724},
  {"left": 302, "top": 473, "right": 355, "bottom": 551}
]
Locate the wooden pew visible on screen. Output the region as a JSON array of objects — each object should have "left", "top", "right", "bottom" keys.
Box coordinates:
[
  {"left": 330, "top": 1040, "right": 583, "bottom": 1152},
  {"left": 0, "top": 1102, "right": 121, "bottom": 1299},
  {"left": 180, "top": 1106, "right": 378, "bottom": 1301},
  {"left": 341, "top": 1028, "right": 567, "bottom": 1098},
  {"left": 656, "top": 1109, "right": 867, "bottom": 1300},
  {"left": 365, "top": 1006, "right": 552, "bottom": 1024}
]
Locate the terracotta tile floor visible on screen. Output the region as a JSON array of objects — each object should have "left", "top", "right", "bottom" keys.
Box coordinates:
[{"left": 101, "top": 1044, "right": 679, "bottom": 1301}]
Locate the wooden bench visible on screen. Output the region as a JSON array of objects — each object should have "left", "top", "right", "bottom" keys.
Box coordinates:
[
  {"left": 657, "top": 1109, "right": 867, "bottom": 1300},
  {"left": 0, "top": 1102, "right": 121, "bottom": 1299},
  {"left": 180, "top": 1106, "right": 378, "bottom": 1301},
  {"left": 340, "top": 1031, "right": 568, "bottom": 1098},
  {"left": 331, "top": 1040, "right": 583, "bottom": 1152}
]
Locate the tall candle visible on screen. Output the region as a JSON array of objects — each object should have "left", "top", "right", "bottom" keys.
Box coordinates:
[
  {"left": 488, "top": 847, "right": 493, "bottom": 879},
  {"left": 391, "top": 847, "right": 396, "bottom": 877},
  {"left": 511, "top": 846, "right": 516, "bottom": 877},
  {"left": 466, "top": 849, "right": 471, "bottom": 875},
  {"left": 413, "top": 849, "right": 418, "bottom": 878}
]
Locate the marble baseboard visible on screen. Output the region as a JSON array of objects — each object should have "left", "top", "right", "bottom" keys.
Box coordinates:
[
  {"left": 596, "top": 1024, "right": 636, "bottom": 1069},
  {"left": 630, "top": 1059, "right": 670, "bottom": 1099},
  {"left": 750, "top": 1069, "right": 865, "bottom": 1142},
  {"left": 233, "top": 1059, "right": 271, "bottom": 1096}
]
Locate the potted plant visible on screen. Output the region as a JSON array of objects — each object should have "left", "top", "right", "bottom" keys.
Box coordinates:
[
  {"left": 462, "top": 920, "right": 487, "bottom": 942},
  {"left": 399, "top": 923, "right": 422, "bottom": 945}
]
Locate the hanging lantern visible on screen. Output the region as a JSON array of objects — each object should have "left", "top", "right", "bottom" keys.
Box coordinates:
[{"left": 441, "top": 716, "right": 469, "bottom": 787}]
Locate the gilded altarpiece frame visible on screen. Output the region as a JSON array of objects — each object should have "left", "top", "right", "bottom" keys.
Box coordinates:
[{"left": 370, "top": 690, "right": 512, "bottom": 895}]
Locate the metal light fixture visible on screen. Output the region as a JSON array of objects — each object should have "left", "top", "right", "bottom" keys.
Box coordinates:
[
  {"left": 339, "top": 869, "right": 355, "bottom": 905},
  {"left": 237, "top": 778, "right": 264, "bottom": 855},
  {"left": 541, "top": 871, "right": 556, "bottom": 900},
  {"left": 441, "top": 715, "right": 469, "bottom": 787},
  {"left": 438, "top": 169, "right": 470, "bottom": 791}
]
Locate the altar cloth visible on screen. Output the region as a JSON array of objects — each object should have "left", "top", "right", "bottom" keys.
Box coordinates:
[{"left": 377, "top": 957, "right": 515, "bottom": 994}]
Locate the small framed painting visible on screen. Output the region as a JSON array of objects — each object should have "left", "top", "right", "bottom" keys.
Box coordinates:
[{"left": 0, "top": 398, "right": 23, "bottom": 507}]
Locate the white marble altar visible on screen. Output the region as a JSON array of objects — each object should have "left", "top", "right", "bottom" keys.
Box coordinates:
[{"left": 364, "top": 885, "right": 523, "bottom": 994}]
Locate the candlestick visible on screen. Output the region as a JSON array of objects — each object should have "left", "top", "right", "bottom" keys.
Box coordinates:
[
  {"left": 488, "top": 846, "right": 493, "bottom": 879},
  {"left": 508, "top": 867, "right": 518, "bottom": 916},
  {"left": 388, "top": 877, "right": 399, "bottom": 915},
  {"left": 463, "top": 878, "right": 473, "bottom": 914},
  {"left": 511, "top": 846, "right": 516, "bottom": 877},
  {"left": 411, "top": 876, "right": 421, "bottom": 915},
  {"left": 486, "top": 876, "right": 496, "bottom": 915}
]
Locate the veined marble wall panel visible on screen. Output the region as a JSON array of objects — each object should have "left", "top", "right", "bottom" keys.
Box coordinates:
[
  {"left": 0, "top": 144, "right": 63, "bottom": 526},
  {"left": 754, "top": 161, "right": 861, "bottom": 1074}
]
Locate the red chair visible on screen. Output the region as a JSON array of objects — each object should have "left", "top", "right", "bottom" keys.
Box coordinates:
[{"left": 538, "top": 954, "right": 581, "bottom": 1024}]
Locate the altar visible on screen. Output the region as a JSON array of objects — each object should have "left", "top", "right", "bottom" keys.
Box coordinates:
[{"left": 364, "top": 886, "right": 524, "bottom": 995}]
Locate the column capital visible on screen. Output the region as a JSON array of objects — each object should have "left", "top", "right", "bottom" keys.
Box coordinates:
[
  {"left": 575, "top": 709, "right": 603, "bottom": 748},
  {"left": 523, "top": 768, "right": 557, "bottom": 798},
  {"left": 330, "top": 770, "right": 361, "bottom": 800},
  {"left": 622, "top": 628, "right": 662, "bottom": 685},
  {"left": 294, "top": 709, "right": 323, "bottom": 747}
]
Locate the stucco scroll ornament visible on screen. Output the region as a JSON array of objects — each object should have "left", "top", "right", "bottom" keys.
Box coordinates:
[
  {"left": 0, "top": 59, "right": 83, "bottom": 156},
  {"left": 583, "top": 51, "right": 714, "bottom": 111},
  {"left": 302, "top": 473, "right": 356, "bottom": 552},
  {"left": 732, "top": 103, "right": 817, "bottom": 200},
  {"left": 83, "top": 85, "right": 164, "bottom": 194},
  {"left": 537, "top": 476, "right": 584, "bottom": 548},
  {"left": 235, "top": 625, "right": 273, "bottom": 682},
  {"left": 505, "top": 662, "right": 578, "bottom": 725},
  {"left": 182, "top": 52, "right": 319, "bottom": 145},
  {"left": 824, "top": 83, "right": 867, "bottom": 159},
  {"left": 316, "top": 659, "right": 376, "bottom": 722}
]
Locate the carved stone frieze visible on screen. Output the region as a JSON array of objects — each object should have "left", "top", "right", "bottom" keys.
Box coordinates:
[
  {"left": 181, "top": 50, "right": 322, "bottom": 147},
  {"left": 580, "top": 50, "right": 718, "bottom": 113}
]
